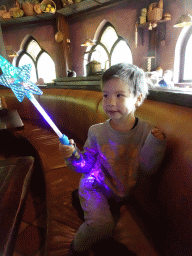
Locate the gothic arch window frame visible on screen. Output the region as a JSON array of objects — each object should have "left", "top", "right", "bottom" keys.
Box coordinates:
[
  {"left": 179, "top": 25, "right": 192, "bottom": 82},
  {"left": 84, "top": 21, "right": 132, "bottom": 73},
  {"left": 15, "top": 50, "right": 44, "bottom": 82},
  {"left": 13, "top": 35, "right": 56, "bottom": 83},
  {"left": 174, "top": 25, "right": 192, "bottom": 83},
  {"left": 87, "top": 36, "right": 125, "bottom": 66}
]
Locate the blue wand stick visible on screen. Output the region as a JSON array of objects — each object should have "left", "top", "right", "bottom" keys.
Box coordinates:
[{"left": 28, "top": 93, "right": 71, "bottom": 145}]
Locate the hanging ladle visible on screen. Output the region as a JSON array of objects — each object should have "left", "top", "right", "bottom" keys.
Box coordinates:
[{"left": 55, "top": 19, "right": 64, "bottom": 43}]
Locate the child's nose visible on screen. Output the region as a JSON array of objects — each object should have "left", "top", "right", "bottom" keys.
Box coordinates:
[{"left": 108, "top": 96, "right": 116, "bottom": 106}]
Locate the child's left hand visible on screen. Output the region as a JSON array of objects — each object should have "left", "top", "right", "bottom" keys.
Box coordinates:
[{"left": 151, "top": 128, "right": 166, "bottom": 140}]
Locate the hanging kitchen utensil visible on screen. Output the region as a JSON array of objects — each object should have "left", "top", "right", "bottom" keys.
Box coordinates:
[{"left": 55, "top": 19, "right": 64, "bottom": 43}]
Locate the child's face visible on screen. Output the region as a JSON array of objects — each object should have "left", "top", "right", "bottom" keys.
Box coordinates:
[{"left": 102, "top": 78, "right": 140, "bottom": 121}]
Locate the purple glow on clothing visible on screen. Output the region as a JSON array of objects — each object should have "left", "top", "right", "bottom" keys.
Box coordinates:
[
  {"left": 71, "top": 147, "right": 112, "bottom": 195},
  {"left": 88, "top": 165, "right": 111, "bottom": 195},
  {"left": 73, "top": 155, "right": 86, "bottom": 168},
  {"left": 71, "top": 150, "right": 96, "bottom": 171},
  {"left": 90, "top": 168, "right": 105, "bottom": 183}
]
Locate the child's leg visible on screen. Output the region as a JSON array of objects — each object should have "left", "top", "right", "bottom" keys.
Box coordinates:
[
  {"left": 92, "top": 237, "right": 137, "bottom": 256},
  {"left": 73, "top": 183, "right": 114, "bottom": 252}
]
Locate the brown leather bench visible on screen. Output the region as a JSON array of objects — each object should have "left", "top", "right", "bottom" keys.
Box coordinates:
[
  {"left": 0, "top": 156, "right": 34, "bottom": 255},
  {"left": 1, "top": 88, "right": 192, "bottom": 255}
]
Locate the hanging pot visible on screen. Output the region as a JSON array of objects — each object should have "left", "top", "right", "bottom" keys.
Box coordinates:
[{"left": 86, "top": 60, "right": 102, "bottom": 76}]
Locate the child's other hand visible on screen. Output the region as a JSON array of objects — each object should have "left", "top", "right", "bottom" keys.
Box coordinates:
[
  {"left": 59, "top": 139, "right": 76, "bottom": 159},
  {"left": 151, "top": 128, "right": 166, "bottom": 140}
]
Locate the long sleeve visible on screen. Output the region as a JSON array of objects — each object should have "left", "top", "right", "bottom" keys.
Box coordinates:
[
  {"left": 139, "top": 132, "right": 167, "bottom": 174},
  {"left": 65, "top": 128, "right": 98, "bottom": 174}
]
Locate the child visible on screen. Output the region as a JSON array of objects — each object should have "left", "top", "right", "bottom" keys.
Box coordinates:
[{"left": 59, "top": 63, "right": 166, "bottom": 255}]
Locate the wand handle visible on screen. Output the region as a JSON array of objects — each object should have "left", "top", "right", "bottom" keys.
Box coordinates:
[
  {"left": 59, "top": 134, "right": 70, "bottom": 145},
  {"left": 59, "top": 134, "right": 80, "bottom": 159}
]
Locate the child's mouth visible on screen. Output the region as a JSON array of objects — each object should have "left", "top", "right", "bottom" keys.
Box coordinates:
[{"left": 108, "top": 110, "right": 118, "bottom": 114}]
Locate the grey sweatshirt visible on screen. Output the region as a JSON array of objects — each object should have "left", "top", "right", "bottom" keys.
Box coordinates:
[{"left": 66, "top": 119, "right": 166, "bottom": 198}]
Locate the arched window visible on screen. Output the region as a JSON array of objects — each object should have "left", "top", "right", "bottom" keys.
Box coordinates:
[
  {"left": 13, "top": 35, "right": 56, "bottom": 84},
  {"left": 174, "top": 25, "right": 192, "bottom": 83},
  {"left": 84, "top": 21, "right": 132, "bottom": 75}
]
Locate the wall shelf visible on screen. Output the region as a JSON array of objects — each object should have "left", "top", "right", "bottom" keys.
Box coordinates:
[
  {"left": 58, "top": 0, "right": 124, "bottom": 18},
  {"left": 0, "top": 0, "right": 124, "bottom": 57},
  {"left": 53, "top": 76, "right": 101, "bottom": 91},
  {"left": 0, "top": 13, "right": 56, "bottom": 27},
  {"left": 0, "top": 0, "right": 124, "bottom": 27},
  {"left": 137, "top": 19, "right": 170, "bottom": 29}
]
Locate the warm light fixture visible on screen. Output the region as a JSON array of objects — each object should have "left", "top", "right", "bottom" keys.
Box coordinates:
[
  {"left": 148, "top": 22, "right": 153, "bottom": 30},
  {"left": 6, "top": 50, "right": 18, "bottom": 58},
  {"left": 174, "top": 0, "right": 192, "bottom": 27},
  {"left": 81, "top": 39, "right": 96, "bottom": 47},
  {"left": 174, "top": 13, "right": 192, "bottom": 27},
  {"left": 84, "top": 49, "right": 96, "bottom": 55},
  {"left": 5, "top": 46, "right": 18, "bottom": 58}
]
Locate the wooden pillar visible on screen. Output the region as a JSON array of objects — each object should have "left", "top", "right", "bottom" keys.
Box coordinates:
[
  {"left": 148, "top": 28, "right": 157, "bottom": 70},
  {"left": 59, "top": 15, "right": 72, "bottom": 74},
  {"left": 0, "top": 25, "right": 7, "bottom": 59}
]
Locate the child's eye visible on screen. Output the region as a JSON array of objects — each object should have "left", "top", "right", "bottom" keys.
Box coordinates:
[
  {"left": 117, "top": 94, "right": 123, "bottom": 98},
  {"left": 103, "top": 94, "right": 108, "bottom": 98}
]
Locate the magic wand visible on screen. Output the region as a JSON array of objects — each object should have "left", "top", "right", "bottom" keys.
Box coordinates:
[{"left": 0, "top": 55, "right": 79, "bottom": 158}]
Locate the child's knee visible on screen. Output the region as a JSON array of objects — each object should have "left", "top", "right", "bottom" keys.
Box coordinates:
[
  {"left": 93, "top": 215, "right": 114, "bottom": 233},
  {"left": 74, "top": 217, "right": 114, "bottom": 251}
]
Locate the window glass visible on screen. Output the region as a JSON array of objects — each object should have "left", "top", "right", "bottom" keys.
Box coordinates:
[
  {"left": 90, "top": 45, "right": 108, "bottom": 70},
  {"left": 18, "top": 54, "right": 36, "bottom": 83},
  {"left": 26, "top": 40, "right": 41, "bottom": 60},
  {"left": 111, "top": 40, "right": 133, "bottom": 65},
  {"left": 100, "top": 26, "right": 118, "bottom": 52},
  {"left": 174, "top": 26, "right": 192, "bottom": 87},
  {"left": 37, "top": 52, "right": 56, "bottom": 83},
  {"left": 85, "top": 21, "right": 132, "bottom": 74},
  {"left": 184, "top": 34, "right": 192, "bottom": 80},
  {"left": 16, "top": 36, "right": 56, "bottom": 84}
]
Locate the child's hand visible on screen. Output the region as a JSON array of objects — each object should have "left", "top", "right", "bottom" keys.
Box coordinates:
[
  {"left": 151, "top": 128, "right": 166, "bottom": 140},
  {"left": 59, "top": 139, "right": 76, "bottom": 159}
]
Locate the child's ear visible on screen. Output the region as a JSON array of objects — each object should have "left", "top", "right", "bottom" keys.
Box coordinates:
[{"left": 135, "top": 94, "right": 143, "bottom": 107}]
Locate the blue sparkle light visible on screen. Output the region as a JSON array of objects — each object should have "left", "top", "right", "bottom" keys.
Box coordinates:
[
  {"left": 0, "top": 55, "right": 72, "bottom": 146},
  {"left": 0, "top": 55, "right": 42, "bottom": 102}
]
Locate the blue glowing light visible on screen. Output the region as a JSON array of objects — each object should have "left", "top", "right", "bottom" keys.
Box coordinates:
[
  {"left": 29, "top": 94, "right": 63, "bottom": 138},
  {"left": 0, "top": 55, "right": 42, "bottom": 102}
]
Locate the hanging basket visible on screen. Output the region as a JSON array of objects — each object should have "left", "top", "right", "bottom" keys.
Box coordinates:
[
  {"left": 147, "top": 7, "right": 163, "bottom": 21},
  {"left": 2, "top": 11, "right": 11, "bottom": 19},
  {"left": 9, "top": 6, "right": 20, "bottom": 16},
  {"left": 22, "top": 2, "right": 35, "bottom": 16},
  {"left": 34, "top": 3, "right": 43, "bottom": 14},
  {"left": 0, "top": 5, "right": 7, "bottom": 18},
  {"left": 40, "top": 0, "right": 56, "bottom": 14}
]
